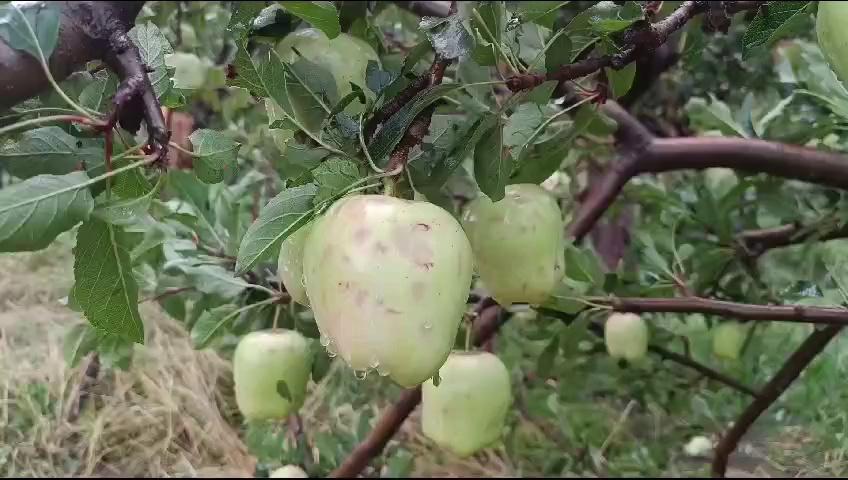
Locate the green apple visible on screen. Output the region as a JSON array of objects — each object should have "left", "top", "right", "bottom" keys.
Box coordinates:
[
  {"left": 712, "top": 321, "right": 745, "bottom": 360},
  {"left": 302, "top": 194, "right": 473, "bottom": 387},
  {"left": 278, "top": 223, "right": 312, "bottom": 306},
  {"left": 604, "top": 312, "right": 648, "bottom": 361},
  {"left": 276, "top": 28, "right": 379, "bottom": 113},
  {"left": 817, "top": 2, "right": 848, "bottom": 83},
  {"left": 270, "top": 465, "right": 308, "bottom": 478},
  {"left": 461, "top": 184, "right": 565, "bottom": 306},
  {"left": 233, "top": 330, "right": 312, "bottom": 421},
  {"left": 422, "top": 351, "right": 512, "bottom": 457}
]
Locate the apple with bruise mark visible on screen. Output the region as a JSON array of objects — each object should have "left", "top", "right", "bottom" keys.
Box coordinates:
[
  {"left": 604, "top": 312, "right": 648, "bottom": 361},
  {"left": 461, "top": 184, "right": 565, "bottom": 306},
  {"left": 233, "top": 330, "right": 312, "bottom": 420},
  {"left": 712, "top": 321, "right": 745, "bottom": 360},
  {"left": 422, "top": 351, "right": 512, "bottom": 457},
  {"left": 270, "top": 465, "right": 308, "bottom": 478},
  {"left": 302, "top": 194, "right": 474, "bottom": 387},
  {"left": 818, "top": 2, "right": 848, "bottom": 83},
  {"left": 278, "top": 222, "right": 312, "bottom": 306}
]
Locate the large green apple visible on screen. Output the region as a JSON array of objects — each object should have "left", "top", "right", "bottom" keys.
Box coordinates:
[
  {"left": 461, "top": 183, "right": 565, "bottom": 306},
  {"left": 278, "top": 223, "right": 312, "bottom": 306},
  {"left": 233, "top": 329, "right": 312, "bottom": 421},
  {"left": 422, "top": 351, "right": 512, "bottom": 457},
  {"left": 302, "top": 194, "right": 473, "bottom": 387},
  {"left": 712, "top": 321, "right": 745, "bottom": 360},
  {"left": 276, "top": 28, "right": 379, "bottom": 113},
  {"left": 270, "top": 465, "right": 308, "bottom": 478},
  {"left": 604, "top": 312, "right": 648, "bottom": 361},
  {"left": 817, "top": 2, "right": 848, "bottom": 83}
]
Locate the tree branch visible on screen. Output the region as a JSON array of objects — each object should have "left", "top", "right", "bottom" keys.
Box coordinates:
[
  {"left": 330, "top": 300, "right": 504, "bottom": 478},
  {"left": 394, "top": 1, "right": 451, "bottom": 18},
  {"left": 711, "top": 325, "right": 842, "bottom": 477},
  {"left": 568, "top": 136, "right": 848, "bottom": 242},
  {"left": 737, "top": 221, "right": 848, "bottom": 257},
  {"left": 605, "top": 296, "right": 848, "bottom": 326}
]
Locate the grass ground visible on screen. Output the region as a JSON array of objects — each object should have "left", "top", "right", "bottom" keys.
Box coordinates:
[{"left": 2, "top": 235, "right": 847, "bottom": 477}]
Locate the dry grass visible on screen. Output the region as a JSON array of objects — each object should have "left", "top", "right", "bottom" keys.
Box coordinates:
[{"left": 0, "top": 235, "right": 255, "bottom": 478}]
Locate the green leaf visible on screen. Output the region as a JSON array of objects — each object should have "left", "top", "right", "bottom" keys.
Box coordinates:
[
  {"left": 311, "top": 346, "right": 332, "bottom": 382},
  {"left": 0, "top": 1, "right": 60, "bottom": 60},
  {"left": 165, "top": 52, "right": 211, "bottom": 90},
  {"left": 93, "top": 191, "right": 155, "bottom": 227},
  {"left": 276, "top": 380, "right": 293, "bottom": 401},
  {"left": 606, "top": 61, "right": 637, "bottom": 99},
  {"left": 78, "top": 70, "right": 118, "bottom": 112},
  {"left": 128, "top": 22, "right": 174, "bottom": 99},
  {"left": 227, "top": 1, "right": 264, "bottom": 38},
  {"left": 229, "top": 41, "right": 266, "bottom": 96},
  {"left": 412, "top": 114, "right": 497, "bottom": 191},
  {"left": 191, "top": 305, "right": 239, "bottom": 349},
  {"left": 62, "top": 323, "right": 99, "bottom": 368},
  {"left": 564, "top": 244, "right": 604, "bottom": 286},
  {"left": 73, "top": 218, "right": 144, "bottom": 344},
  {"left": 312, "top": 157, "right": 363, "bottom": 205},
  {"left": 542, "top": 284, "right": 588, "bottom": 315},
  {"left": 474, "top": 119, "right": 511, "bottom": 201},
  {"left": 0, "top": 172, "right": 94, "bottom": 252},
  {"left": 366, "top": 60, "right": 395, "bottom": 95},
  {"left": 0, "top": 127, "right": 102, "bottom": 179},
  {"left": 188, "top": 129, "right": 242, "bottom": 184},
  {"left": 514, "top": 1, "right": 569, "bottom": 29},
  {"left": 281, "top": 1, "right": 340, "bottom": 39},
  {"left": 545, "top": 32, "right": 572, "bottom": 72},
  {"left": 367, "top": 83, "right": 461, "bottom": 165},
  {"left": 742, "top": 2, "right": 811, "bottom": 58},
  {"left": 235, "top": 183, "right": 319, "bottom": 274},
  {"left": 537, "top": 334, "right": 560, "bottom": 378},
  {"left": 685, "top": 95, "right": 751, "bottom": 138},
  {"left": 258, "top": 50, "right": 329, "bottom": 136},
  {"left": 503, "top": 103, "right": 543, "bottom": 147},
  {"left": 587, "top": 1, "right": 641, "bottom": 33}
]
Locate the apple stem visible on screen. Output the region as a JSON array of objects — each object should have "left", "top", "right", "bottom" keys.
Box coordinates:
[
  {"left": 272, "top": 305, "right": 281, "bottom": 331},
  {"left": 464, "top": 316, "right": 472, "bottom": 352}
]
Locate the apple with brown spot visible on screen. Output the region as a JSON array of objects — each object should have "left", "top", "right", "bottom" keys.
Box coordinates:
[{"left": 302, "top": 194, "right": 474, "bottom": 387}]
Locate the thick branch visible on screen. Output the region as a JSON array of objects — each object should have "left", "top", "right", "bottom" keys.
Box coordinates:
[
  {"left": 568, "top": 137, "right": 848, "bottom": 241},
  {"left": 330, "top": 301, "right": 504, "bottom": 478},
  {"left": 607, "top": 297, "right": 848, "bottom": 326},
  {"left": 737, "top": 221, "right": 848, "bottom": 256},
  {"left": 712, "top": 325, "right": 842, "bottom": 477},
  {"left": 0, "top": 1, "right": 144, "bottom": 109}
]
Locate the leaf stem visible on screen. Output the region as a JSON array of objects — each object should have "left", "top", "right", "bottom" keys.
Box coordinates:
[
  {"left": 0, "top": 114, "right": 99, "bottom": 137},
  {"left": 471, "top": 8, "right": 521, "bottom": 73}
]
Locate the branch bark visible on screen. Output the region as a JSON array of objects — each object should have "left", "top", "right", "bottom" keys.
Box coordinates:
[
  {"left": 711, "top": 325, "right": 843, "bottom": 477},
  {"left": 606, "top": 296, "right": 848, "bottom": 326},
  {"left": 330, "top": 301, "right": 504, "bottom": 478},
  {"left": 568, "top": 136, "right": 848, "bottom": 242},
  {"left": 737, "top": 221, "right": 848, "bottom": 257}
]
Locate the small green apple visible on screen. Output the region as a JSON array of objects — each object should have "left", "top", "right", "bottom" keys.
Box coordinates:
[
  {"left": 604, "top": 312, "right": 648, "bottom": 361},
  {"left": 712, "top": 321, "right": 745, "bottom": 360},
  {"left": 278, "top": 223, "right": 312, "bottom": 306},
  {"left": 233, "top": 330, "right": 312, "bottom": 421},
  {"left": 817, "top": 2, "right": 848, "bottom": 83},
  {"left": 422, "top": 351, "right": 512, "bottom": 457},
  {"left": 270, "top": 465, "right": 308, "bottom": 478},
  {"left": 302, "top": 194, "right": 474, "bottom": 387},
  {"left": 461, "top": 184, "right": 565, "bottom": 306},
  {"left": 276, "top": 28, "right": 379, "bottom": 113}
]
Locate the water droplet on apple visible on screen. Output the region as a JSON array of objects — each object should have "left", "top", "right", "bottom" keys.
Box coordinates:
[
  {"left": 354, "top": 369, "right": 367, "bottom": 380},
  {"left": 320, "top": 334, "right": 330, "bottom": 347},
  {"left": 377, "top": 365, "right": 390, "bottom": 376},
  {"left": 423, "top": 321, "right": 432, "bottom": 330},
  {"left": 369, "top": 356, "right": 380, "bottom": 369}
]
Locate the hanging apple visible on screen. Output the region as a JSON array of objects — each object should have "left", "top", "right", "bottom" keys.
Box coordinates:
[
  {"left": 604, "top": 312, "right": 649, "bottom": 361},
  {"left": 422, "top": 351, "right": 512, "bottom": 457},
  {"left": 461, "top": 183, "right": 565, "bottom": 306},
  {"left": 276, "top": 28, "right": 379, "bottom": 114},
  {"left": 302, "top": 194, "right": 474, "bottom": 387},
  {"left": 817, "top": 2, "right": 848, "bottom": 83},
  {"left": 278, "top": 223, "right": 312, "bottom": 306},
  {"left": 712, "top": 321, "right": 745, "bottom": 360},
  {"left": 233, "top": 329, "right": 312, "bottom": 421},
  {"left": 270, "top": 465, "right": 308, "bottom": 478}
]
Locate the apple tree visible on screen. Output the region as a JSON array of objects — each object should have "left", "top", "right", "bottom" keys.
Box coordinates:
[{"left": 1, "top": 0, "right": 847, "bottom": 477}]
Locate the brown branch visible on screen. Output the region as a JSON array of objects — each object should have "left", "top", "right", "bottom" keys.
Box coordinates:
[
  {"left": 394, "top": 1, "right": 451, "bottom": 18},
  {"left": 568, "top": 136, "right": 848, "bottom": 242},
  {"left": 330, "top": 301, "right": 504, "bottom": 478},
  {"left": 606, "top": 296, "right": 848, "bottom": 326},
  {"left": 711, "top": 324, "right": 842, "bottom": 477},
  {"left": 505, "top": 1, "right": 763, "bottom": 93},
  {"left": 737, "top": 221, "right": 848, "bottom": 257}
]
